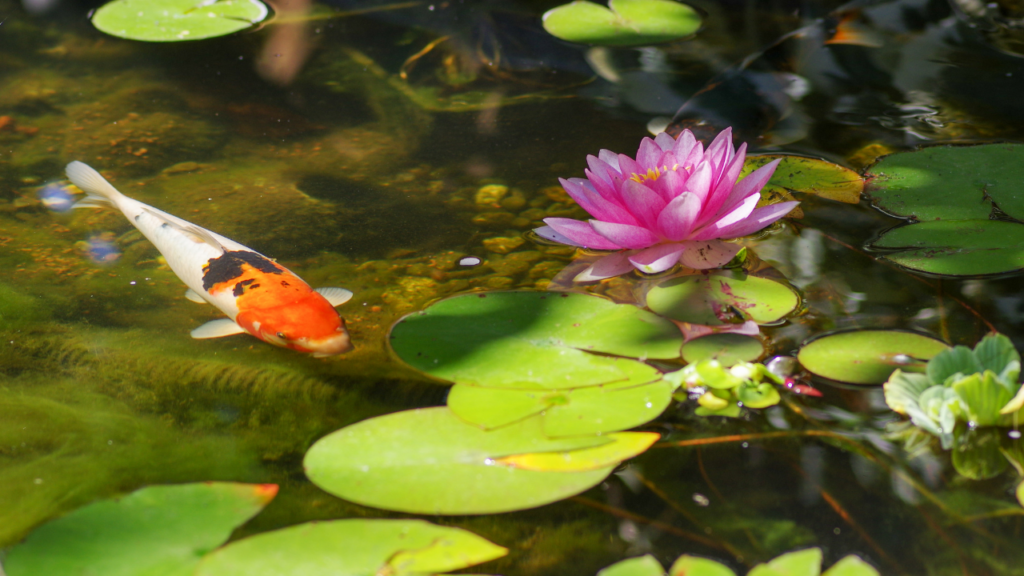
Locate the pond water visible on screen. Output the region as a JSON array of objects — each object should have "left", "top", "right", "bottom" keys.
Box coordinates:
[{"left": 2, "top": 0, "right": 1024, "bottom": 574}]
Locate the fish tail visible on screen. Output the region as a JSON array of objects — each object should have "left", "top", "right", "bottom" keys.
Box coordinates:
[{"left": 66, "top": 161, "right": 124, "bottom": 209}]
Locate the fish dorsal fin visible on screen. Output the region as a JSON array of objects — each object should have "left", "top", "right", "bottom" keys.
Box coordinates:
[
  {"left": 143, "top": 208, "right": 227, "bottom": 253},
  {"left": 184, "top": 288, "right": 208, "bottom": 304},
  {"left": 316, "top": 287, "right": 353, "bottom": 307},
  {"left": 191, "top": 318, "right": 246, "bottom": 339}
]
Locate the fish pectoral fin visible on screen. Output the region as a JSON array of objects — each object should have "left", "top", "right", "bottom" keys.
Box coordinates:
[
  {"left": 315, "top": 287, "right": 353, "bottom": 307},
  {"left": 191, "top": 318, "right": 246, "bottom": 339},
  {"left": 184, "top": 288, "right": 208, "bottom": 304}
]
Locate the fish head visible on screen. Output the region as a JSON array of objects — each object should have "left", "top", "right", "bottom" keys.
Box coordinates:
[{"left": 238, "top": 293, "right": 353, "bottom": 357}]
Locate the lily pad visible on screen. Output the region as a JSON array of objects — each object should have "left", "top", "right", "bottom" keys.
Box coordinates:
[
  {"left": 542, "top": 0, "right": 701, "bottom": 46},
  {"left": 645, "top": 272, "right": 799, "bottom": 326},
  {"left": 598, "top": 555, "right": 665, "bottom": 576},
  {"left": 798, "top": 330, "right": 950, "bottom": 385},
  {"left": 744, "top": 155, "right": 864, "bottom": 204},
  {"left": 748, "top": 548, "right": 821, "bottom": 576},
  {"left": 682, "top": 333, "right": 765, "bottom": 366},
  {"left": 447, "top": 379, "right": 674, "bottom": 436},
  {"left": 4, "top": 482, "right": 277, "bottom": 576},
  {"left": 667, "top": 555, "right": 736, "bottom": 576},
  {"left": 865, "top": 143, "right": 1024, "bottom": 222},
  {"left": 873, "top": 220, "right": 1024, "bottom": 276},
  {"left": 389, "top": 291, "right": 681, "bottom": 390},
  {"left": 93, "top": 0, "right": 269, "bottom": 42},
  {"left": 194, "top": 519, "right": 507, "bottom": 576},
  {"left": 495, "top": 432, "right": 659, "bottom": 472},
  {"left": 304, "top": 407, "right": 629, "bottom": 515}
]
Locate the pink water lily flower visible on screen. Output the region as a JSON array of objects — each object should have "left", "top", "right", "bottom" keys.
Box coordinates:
[{"left": 535, "top": 128, "right": 798, "bottom": 281}]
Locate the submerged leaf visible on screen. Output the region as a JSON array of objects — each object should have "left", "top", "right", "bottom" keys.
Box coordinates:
[
  {"left": 194, "top": 519, "right": 507, "bottom": 576},
  {"left": 4, "top": 483, "right": 276, "bottom": 576},
  {"left": 952, "top": 427, "right": 1009, "bottom": 480}
]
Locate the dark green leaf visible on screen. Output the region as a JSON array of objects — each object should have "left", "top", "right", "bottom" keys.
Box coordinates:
[
  {"left": 874, "top": 220, "right": 1024, "bottom": 276},
  {"left": 798, "top": 330, "right": 949, "bottom": 385}
]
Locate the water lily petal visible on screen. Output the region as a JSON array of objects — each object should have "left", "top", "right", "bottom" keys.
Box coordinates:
[
  {"left": 543, "top": 218, "right": 622, "bottom": 250},
  {"left": 598, "top": 149, "right": 621, "bottom": 173},
  {"left": 533, "top": 225, "right": 574, "bottom": 245},
  {"left": 672, "top": 129, "right": 698, "bottom": 159},
  {"left": 621, "top": 179, "right": 666, "bottom": 229},
  {"left": 715, "top": 158, "right": 781, "bottom": 218},
  {"left": 704, "top": 127, "right": 734, "bottom": 179},
  {"left": 657, "top": 192, "right": 701, "bottom": 240},
  {"left": 678, "top": 239, "right": 741, "bottom": 269},
  {"left": 636, "top": 138, "right": 663, "bottom": 170},
  {"left": 629, "top": 243, "right": 685, "bottom": 274},
  {"left": 574, "top": 251, "right": 636, "bottom": 282},
  {"left": 617, "top": 154, "right": 642, "bottom": 181},
  {"left": 652, "top": 166, "right": 687, "bottom": 203},
  {"left": 711, "top": 201, "right": 800, "bottom": 239},
  {"left": 561, "top": 177, "right": 635, "bottom": 225},
  {"left": 684, "top": 161, "right": 714, "bottom": 203},
  {"left": 699, "top": 142, "right": 747, "bottom": 221},
  {"left": 654, "top": 131, "right": 676, "bottom": 151},
  {"left": 590, "top": 220, "right": 660, "bottom": 249},
  {"left": 679, "top": 141, "right": 704, "bottom": 172}
]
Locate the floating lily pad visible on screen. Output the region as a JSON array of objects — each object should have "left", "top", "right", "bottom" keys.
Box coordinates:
[
  {"left": 873, "top": 220, "right": 1024, "bottom": 276},
  {"left": 865, "top": 144, "right": 1024, "bottom": 222},
  {"left": 821, "top": 556, "right": 880, "bottom": 576},
  {"left": 748, "top": 548, "right": 822, "bottom": 576},
  {"left": 4, "top": 482, "right": 277, "bottom": 576},
  {"left": 682, "top": 333, "right": 765, "bottom": 366},
  {"left": 744, "top": 155, "right": 864, "bottom": 205},
  {"left": 667, "top": 555, "right": 736, "bottom": 576},
  {"left": 194, "top": 519, "right": 508, "bottom": 576},
  {"left": 598, "top": 555, "right": 665, "bottom": 576},
  {"left": 798, "top": 330, "right": 950, "bottom": 385},
  {"left": 542, "top": 0, "right": 701, "bottom": 46},
  {"left": 645, "top": 272, "right": 799, "bottom": 326},
  {"left": 447, "top": 379, "right": 674, "bottom": 436},
  {"left": 304, "top": 407, "right": 632, "bottom": 514},
  {"left": 496, "top": 432, "right": 659, "bottom": 472},
  {"left": 93, "top": 0, "right": 269, "bottom": 42},
  {"left": 389, "top": 291, "right": 681, "bottom": 390}
]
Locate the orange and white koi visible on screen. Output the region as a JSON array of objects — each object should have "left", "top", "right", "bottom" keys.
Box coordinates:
[{"left": 65, "top": 161, "right": 353, "bottom": 357}]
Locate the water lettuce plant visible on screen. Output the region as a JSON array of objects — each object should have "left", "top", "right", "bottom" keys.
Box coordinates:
[
  {"left": 542, "top": 0, "right": 702, "bottom": 47},
  {"left": 534, "top": 128, "right": 798, "bottom": 280},
  {"left": 668, "top": 359, "right": 784, "bottom": 417},
  {"left": 597, "top": 547, "right": 878, "bottom": 576},
  {"left": 884, "top": 333, "right": 1024, "bottom": 448}
]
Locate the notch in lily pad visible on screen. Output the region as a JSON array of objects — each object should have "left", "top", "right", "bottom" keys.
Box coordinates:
[
  {"left": 92, "top": 0, "right": 269, "bottom": 42},
  {"left": 542, "top": 0, "right": 701, "bottom": 46},
  {"left": 303, "top": 407, "right": 657, "bottom": 514},
  {"left": 4, "top": 482, "right": 277, "bottom": 576},
  {"left": 195, "top": 519, "right": 508, "bottom": 576},
  {"left": 798, "top": 329, "right": 950, "bottom": 386}
]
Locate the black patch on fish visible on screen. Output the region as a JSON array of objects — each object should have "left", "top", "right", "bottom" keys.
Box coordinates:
[
  {"left": 232, "top": 278, "right": 259, "bottom": 297},
  {"left": 203, "top": 250, "right": 281, "bottom": 291}
]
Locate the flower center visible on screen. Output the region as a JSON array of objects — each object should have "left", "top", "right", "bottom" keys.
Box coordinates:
[{"left": 629, "top": 164, "right": 689, "bottom": 184}]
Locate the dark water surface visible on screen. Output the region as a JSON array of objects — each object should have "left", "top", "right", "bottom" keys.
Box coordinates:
[{"left": 2, "top": 0, "right": 1024, "bottom": 574}]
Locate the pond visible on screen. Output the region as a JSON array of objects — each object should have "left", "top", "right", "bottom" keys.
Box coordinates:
[{"left": 1, "top": 0, "right": 1024, "bottom": 574}]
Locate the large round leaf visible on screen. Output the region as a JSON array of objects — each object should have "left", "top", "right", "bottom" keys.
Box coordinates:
[
  {"left": 645, "top": 273, "right": 799, "bottom": 326},
  {"left": 743, "top": 155, "right": 864, "bottom": 204},
  {"left": 447, "top": 379, "right": 674, "bottom": 436},
  {"left": 542, "top": 0, "right": 701, "bottom": 46},
  {"left": 4, "top": 483, "right": 277, "bottom": 576},
  {"left": 389, "top": 291, "right": 681, "bottom": 390},
  {"left": 798, "top": 330, "right": 950, "bottom": 385},
  {"left": 195, "top": 519, "right": 507, "bottom": 576},
  {"left": 873, "top": 220, "right": 1024, "bottom": 276},
  {"left": 93, "top": 0, "right": 269, "bottom": 42},
  {"left": 304, "top": 407, "right": 643, "bottom": 514},
  {"left": 865, "top": 144, "right": 1024, "bottom": 222},
  {"left": 681, "top": 333, "right": 765, "bottom": 366}
]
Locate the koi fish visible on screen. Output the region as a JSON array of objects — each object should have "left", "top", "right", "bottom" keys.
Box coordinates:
[{"left": 65, "top": 161, "right": 353, "bottom": 357}]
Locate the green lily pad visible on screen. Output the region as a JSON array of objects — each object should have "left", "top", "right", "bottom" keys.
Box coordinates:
[
  {"left": 865, "top": 143, "right": 1024, "bottom": 222},
  {"left": 4, "top": 482, "right": 277, "bottom": 576},
  {"left": 194, "top": 519, "right": 507, "bottom": 576},
  {"left": 93, "top": 0, "right": 269, "bottom": 42},
  {"left": 667, "top": 555, "right": 736, "bottom": 576},
  {"left": 798, "top": 330, "right": 950, "bottom": 385},
  {"left": 542, "top": 0, "right": 701, "bottom": 46},
  {"left": 598, "top": 555, "right": 665, "bottom": 576},
  {"left": 496, "top": 432, "right": 659, "bottom": 472},
  {"left": 389, "top": 291, "right": 681, "bottom": 390},
  {"left": 645, "top": 272, "right": 799, "bottom": 326},
  {"left": 447, "top": 378, "right": 674, "bottom": 436},
  {"left": 821, "top": 556, "right": 880, "bottom": 576},
  {"left": 304, "top": 407, "right": 623, "bottom": 515},
  {"left": 873, "top": 220, "right": 1024, "bottom": 276},
  {"left": 748, "top": 548, "right": 821, "bottom": 576},
  {"left": 682, "top": 333, "right": 765, "bottom": 366},
  {"left": 744, "top": 155, "right": 864, "bottom": 204}
]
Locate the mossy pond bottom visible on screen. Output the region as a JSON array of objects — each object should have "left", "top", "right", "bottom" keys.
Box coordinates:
[{"left": 3, "top": 0, "right": 1024, "bottom": 574}]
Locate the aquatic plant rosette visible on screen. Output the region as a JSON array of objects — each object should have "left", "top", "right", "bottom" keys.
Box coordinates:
[{"left": 535, "top": 128, "right": 798, "bottom": 281}]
